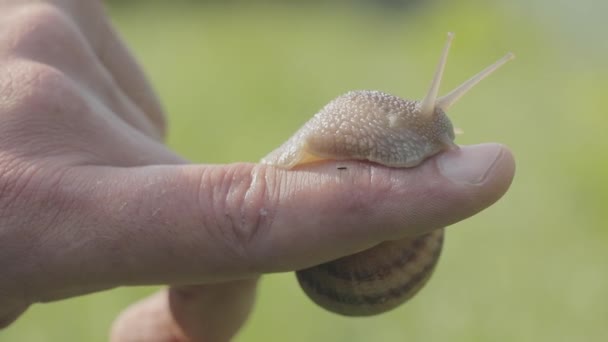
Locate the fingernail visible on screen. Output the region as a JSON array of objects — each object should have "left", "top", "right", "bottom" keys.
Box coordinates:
[{"left": 437, "top": 143, "right": 503, "bottom": 185}]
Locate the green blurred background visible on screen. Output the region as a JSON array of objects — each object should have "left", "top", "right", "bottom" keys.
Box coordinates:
[{"left": 3, "top": 0, "right": 608, "bottom": 340}]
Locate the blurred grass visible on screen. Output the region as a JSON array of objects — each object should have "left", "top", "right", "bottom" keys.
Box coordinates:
[{"left": 3, "top": 0, "right": 608, "bottom": 341}]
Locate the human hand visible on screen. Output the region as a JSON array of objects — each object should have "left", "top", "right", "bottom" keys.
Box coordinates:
[{"left": 0, "top": 1, "right": 515, "bottom": 341}]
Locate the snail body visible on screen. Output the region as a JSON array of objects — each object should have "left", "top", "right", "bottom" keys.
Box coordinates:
[{"left": 262, "top": 33, "right": 513, "bottom": 316}]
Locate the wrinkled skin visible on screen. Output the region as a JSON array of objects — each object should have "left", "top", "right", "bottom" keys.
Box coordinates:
[{"left": 0, "top": 1, "right": 516, "bottom": 341}]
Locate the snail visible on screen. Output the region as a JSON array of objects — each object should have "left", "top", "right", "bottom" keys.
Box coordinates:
[{"left": 261, "top": 33, "right": 514, "bottom": 316}]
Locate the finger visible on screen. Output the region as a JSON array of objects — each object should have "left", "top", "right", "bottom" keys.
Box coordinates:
[
  {"left": 0, "top": 58, "right": 174, "bottom": 167},
  {"left": 110, "top": 280, "right": 257, "bottom": 342},
  {"left": 94, "top": 17, "right": 167, "bottom": 138},
  {"left": 110, "top": 291, "right": 184, "bottom": 342},
  {"left": 20, "top": 143, "right": 514, "bottom": 301},
  {"left": 55, "top": 0, "right": 168, "bottom": 136},
  {"left": 41, "top": 0, "right": 167, "bottom": 136},
  {"left": 0, "top": 3, "right": 162, "bottom": 139}
]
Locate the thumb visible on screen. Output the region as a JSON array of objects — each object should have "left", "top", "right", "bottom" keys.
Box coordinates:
[{"left": 26, "top": 143, "right": 514, "bottom": 299}]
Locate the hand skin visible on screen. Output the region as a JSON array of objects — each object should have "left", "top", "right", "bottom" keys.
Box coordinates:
[{"left": 0, "top": 1, "right": 516, "bottom": 341}]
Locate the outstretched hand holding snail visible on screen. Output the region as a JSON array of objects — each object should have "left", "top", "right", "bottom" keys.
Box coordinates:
[
  {"left": 0, "top": 1, "right": 515, "bottom": 340},
  {"left": 262, "top": 33, "right": 514, "bottom": 315}
]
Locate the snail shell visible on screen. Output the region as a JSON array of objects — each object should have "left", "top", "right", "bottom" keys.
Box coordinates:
[
  {"left": 262, "top": 33, "right": 513, "bottom": 316},
  {"left": 297, "top": 229, "right": 444, "bottom": 316}
]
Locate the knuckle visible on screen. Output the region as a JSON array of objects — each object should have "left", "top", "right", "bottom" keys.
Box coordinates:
[
  {"left": 0, "top": 58, "right": 78, "bottom": 116},
  {"left": 0, "top": 60, "right": 88, "bottom": 158},
  {"left": 199, "top": 164, "right": 275, "bottom": 267},
  {"left": 6, "top": 3, "right": 79, "bottom": 54},
  {"left": 8, "top": 61, "right": 73, "bottom": 106}
]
